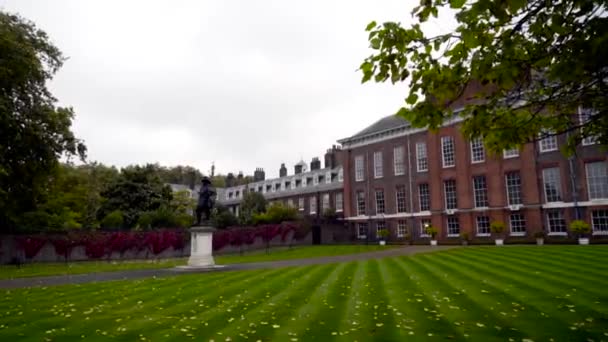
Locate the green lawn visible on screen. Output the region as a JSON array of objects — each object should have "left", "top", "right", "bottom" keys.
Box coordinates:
[
  {"left": 0, "top": 245, "right": 394, "bottom": 279},
  {"left": 1, "top": 246, "right": 607, "bottom": 341}
]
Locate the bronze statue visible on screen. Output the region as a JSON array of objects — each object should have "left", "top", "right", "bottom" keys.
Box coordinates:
[{"left": 195, "top": 176, "right": 216, "bottom": 225}]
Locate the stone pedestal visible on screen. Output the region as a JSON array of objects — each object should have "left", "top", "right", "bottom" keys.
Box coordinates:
[{"left": 187, "top": 225, "right": 217, "bottom": 267}]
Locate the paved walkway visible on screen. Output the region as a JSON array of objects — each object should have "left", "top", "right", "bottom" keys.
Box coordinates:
[{"left": 0, "top": 245, "right": 457, "bottom": 289}]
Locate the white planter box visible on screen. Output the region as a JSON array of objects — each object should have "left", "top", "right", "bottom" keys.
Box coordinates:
[
  {"left": 430, "top": 240, "right": 437, "bottom": 246},
  {"left": 379, "top": 240, "right": 386, "bottom": 246},
  {"left": 579, "top": 238, "right": 589, "bottom": 245},
  {"left": 495, "top": 239, "right": 504, "bottom": 246},
  {"left": 536, "top": 238, "right": 544, "bottom": 245}
]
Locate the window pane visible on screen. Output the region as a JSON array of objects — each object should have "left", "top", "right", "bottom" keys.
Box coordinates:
[
  {"left": 546, "top": 210, "right": 566, "bottom": 233},
  {"left": 586, "top": 162, "right": 608, "bottom": 199},
  {"left": 476, "top": 216, "right": 490, "bottom": 235},
  {"left": 396, "top": 186, "right": 407, "bottom": 213},
  {"left": 420, "top": 218, "right": 431, "bottom": 236},
  {"left": 473, "top": 175, "right": 488, "bottom": 207},
  {"left": 375, "top": 190, "right": 385, "bottom": 214},
  {"left": 441, "top": 136, "right": 455, "bottom": 167},
  {"left": 397, "top": 220, "right": 407, "bottom": 237},
  {"left": 470, "top": 138, "right": 485, "bottom": 163},
  {"left": 355, "top": 156, "right": 364, "bottom": 181},
  {"left": 374, "top": 151, "right": 383, "bottom": 178},
  {"left": 419, "top": 183, "right": 430, "bottom": 211},
  {"left": 447, "top": 216, "right": 460, "bottom": 236},
  {"left": 509, "top": 213, "right": 526, "bottom": 234},
  {"left": 416, "top": 142, "right": 428, "bottom": 172},
  {"left": 542, "top": 168, "right": 562, "bottom": 202},
  {"left": 358, "top": 223, "right": 368, "bottom": 239},
  {"left": 394, "top": 146, "right": 405, "bottom": 175},
  {"left": 444, "top": 180, "right": 457, "bottom": 209},
  {"left": 335, "top": 193, "right": 343, "bottom": 212},
  {"left": 539, "top": 131, "right": 558, "bottom": 152},
  {"left": 505, "top": 172, "right": 522, "bottom": 205},
  {"left": 592, "top": 210, "right": 608, "bottom": 234},
  {"left": 356, "top": 191, "right": 366, "bottom": 215}
]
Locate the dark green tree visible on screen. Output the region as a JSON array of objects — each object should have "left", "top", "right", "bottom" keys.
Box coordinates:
[
  {"left": 0, "top": 12, "right": 86, "bottom": 231},
  {"left": 100, "top": 164, "right": 173, "bottom": 229},
  {"left": 210, "top": 204, "right": 238, "bottom": 229},
  {"left": 239, "top": 192, "right": 268, "bottom": 225},
  {"left": 361, "top": 0, "right": 607, "bottom": 152}
]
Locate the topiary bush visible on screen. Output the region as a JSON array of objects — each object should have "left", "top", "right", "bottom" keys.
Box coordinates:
[
  {"left": 101, "top": 210, "right": 124, "bottom": 229},
  {"left": 569, "top": 220, "right": 591, "bottom": 237}
]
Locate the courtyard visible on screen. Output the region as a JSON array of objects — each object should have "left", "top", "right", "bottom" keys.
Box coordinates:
[{"left": 1, "top": 245, "right": 607, "bottom": 341}]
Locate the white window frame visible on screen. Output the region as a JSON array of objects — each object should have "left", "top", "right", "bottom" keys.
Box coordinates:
[
  {"left": 509, "top": 213, "right": 526, "bottom": 236},
  {"left": 393, "top": 146, "right": 405, "bottom": 176},
  {"left": 546, "top": 210, "right": 567, "bottom": 235},
  {"left": 397, "top": 220, "right": 407, "bottom": 238},
  {"left": 585, "top": 162, "right": 608, "bottom": 200},
  {"left": 298, "top": 198, "right": 305, "bottom": 211},
  {"left": 503, "top": 148, "right": 520, "bottom": 159},
  {"left": 335, "top": 193, "right": 343, "bottom": 212},
  {"left": 416, "top": 142, "right": 428, "bottom": 172},
  {"left": 396, "top": 186, "right": 407, "bottom": 213},
  {"left": 355, "top": 155, "right": 364, "bottom": 182},
  {"left": 538, "top": 130, "right": 558, "bottom": 153},
  {"left": 441, "top": 136, "right": 456, "bottom": 168},
  {"left": 592, "top": 210, "right": 608, "bottom": 235},
  {"left": 325, "top": 172, "right": 332, "bottom": 184},
  {"left": 419, "top": 183, "right": 430, "bottom": 211},
  {"left": 476, "top": 216, "right": 490, "bottom": 236},
  {"left": 444, "top": 180, "right": 457, "bottom": 210},
  {"left": 473, "top": 175, "right": 489, "bottom": 208},
  {"left": 375, "top": 190, "right": 385, "bottom": 214},
  {"left": 374, "top": 151, "right": 383, "bottom": 179},
  {"left": 470, "top": 138, "right": 485, "bottom": 163},
  {"left": 287, "top": 198, "right": 294, "bottom": 208},
  {"left": 505, "top": 172, "right": 523, "bottom": 205},
  {"left": 313, "top": 175, "right": 319, "bottom": 186},
  {"left": 356, "top": 191, "right": 366, "bottom": 216},
  {"left": 542, "top": 167, "right": 562, "bottom": 203},
  {"left": 338, "top": 168, "right": 344, "bottom": 182},
  {"left": 447, "top": 216, "right": 460, "bottom": 237}
]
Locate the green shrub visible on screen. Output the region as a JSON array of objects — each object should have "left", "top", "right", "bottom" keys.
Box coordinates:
[
  {"left": 490, "top": 221, "right": 506, "bottom": 236},
  {"left": 265, "top": 203, "right": 298, "bottom": 224},
  {"left": 569, "top": 220, "right": 591, "bottom": 236},
  {"left": 211, "top": 205, "right": 238, "bottom": 229},
  {"left": 425, "top": 225, "right": 438, "bottom": 238},
  {"left": 377, "top": 229, "right": 389, "bottom": 239},
  {"left": 101, "top": 210, "right": 124, "bottom": 229}
]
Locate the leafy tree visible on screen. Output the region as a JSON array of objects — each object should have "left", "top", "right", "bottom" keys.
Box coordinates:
[
  {"left": 170, "top": 190, "right": 195, "bottom": 215},
  {"left": 361, "top": 0, "right": 607, "bottom": 153},
  {"left": 101, "top": 210, "right": 124, "bottom": 229},
  {"left": 0, "top": 12, "right": 86, "bottom": 231},
  {"left": 239, "top": 192, "right": 268, "bottom": 225},
  {"left": 252, "top": 203, "right": 297, "bottom": 225},
  {"left": 210, "top": 204, "right": 238, "bottom": 229},
  {"left": 100, "top": 164, "right": 173, "bottom": 228}
]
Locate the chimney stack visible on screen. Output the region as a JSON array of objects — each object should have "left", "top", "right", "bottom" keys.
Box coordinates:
[
  {"left": 253, "top": 168, "right": 265, "bottom": 182},
  {"left": 226, "top": 173, "right": 235, "bottom": 187},
  {"left": 279, "top": 163, "right": 287, "bottom": 177},
  {"left": 310, "top": 157, "right": 321, "bottom": 171}
]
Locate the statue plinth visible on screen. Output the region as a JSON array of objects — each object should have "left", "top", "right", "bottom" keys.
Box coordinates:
[{"left": 178, "top": 225, "right": 222, "bottom": 269}]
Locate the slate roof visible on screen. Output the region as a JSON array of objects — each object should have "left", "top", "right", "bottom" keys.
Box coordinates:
[{"left": 337, "top": 114, "right": 410, "bottom": 145}]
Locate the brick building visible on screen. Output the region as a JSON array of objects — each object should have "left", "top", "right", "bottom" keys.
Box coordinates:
[{"left": 337, "top": 111, "right": 608, "bottom": 242}]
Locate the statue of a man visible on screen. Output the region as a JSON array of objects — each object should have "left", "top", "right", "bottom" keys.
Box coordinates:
[{"left": 195, "top": 176, "right": 216, "bottom": 225}]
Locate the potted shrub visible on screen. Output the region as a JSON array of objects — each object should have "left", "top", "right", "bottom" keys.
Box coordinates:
[
  {"left": 534, "top": 231, "right": 545, "bottom": 245},
  {"left": 377, "top": 229, "right": 389, "bottom": 245},
  {"left": 569, "top": 220, "right": 591, "bottom": 245},
  {"left": 490, "top": 221, "right": 506, "bottom": 246},
  {"left": 425, "top": 225, "right": 439, "bottom": 246},
  {"left": 460, "top": 232, "right": 470, "bottom": 246}
]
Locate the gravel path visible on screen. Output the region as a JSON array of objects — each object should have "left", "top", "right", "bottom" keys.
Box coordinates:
[{"left": 0, "top": 245, "right": 457, "bottom": 289}]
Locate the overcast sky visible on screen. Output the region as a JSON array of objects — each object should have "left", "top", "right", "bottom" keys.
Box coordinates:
[{"left": 1, "top": 0, "right": 455, "bottom": 178}]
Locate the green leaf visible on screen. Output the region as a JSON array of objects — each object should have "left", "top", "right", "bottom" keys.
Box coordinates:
[
  {"left": 365, "top": 21, "right": 377, "bottom": 31},
  {"left": 450, "top": 0, "right": 466, "bottom": 9},
  {"left": 406, "top": 93, "right": 419, "bottom": 105},
  {"left": 370, "top": 38, "right": 381, "bottom": 50}
]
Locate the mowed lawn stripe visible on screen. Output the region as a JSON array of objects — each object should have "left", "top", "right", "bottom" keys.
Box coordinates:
[
  {"left": 428, "top": 252, "right": 581, "bottom": 340},
  {"left": 377, "top": 257, "right": 463, "bottom": 340},
  {"left": 504, "top": 247, "right": 608, "bottom": 273},
  {"left": 461, "top": 248, "right": 608, "bottom": 296},
  {"left": 439, "top": 251, "right": 608, "bottom": 323},
  {"left": 283, "top": 262, "right": 357, "bottom": 341},
  {"left": 217, "top": 264, "right": 337, "bottom": 341},
  {"left": 148, "top": 266, "right": 318, "bottom": 341},
  {"left": 437, "top": 251, "right": 608, "bottom": 340},
  {"left": 407, "top": 255, "right": 528, "bottom": 341},
  {"left": 498, "top": 247, "right": 608, "bottom": 279}
]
